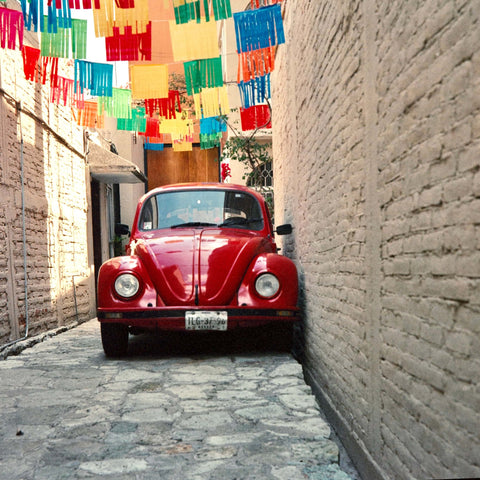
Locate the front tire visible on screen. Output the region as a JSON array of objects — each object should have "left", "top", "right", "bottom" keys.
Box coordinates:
[{"left": 101, "top": 323, "right": 128, "bottom": 357}]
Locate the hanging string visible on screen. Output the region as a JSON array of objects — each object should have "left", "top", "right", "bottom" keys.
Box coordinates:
[
  {"left": 22, "top": 45, "right": 41, "bottom": 81},
  {"left": 184, "top": 57, "right": 223, "bottom": 96},
  {"left": 71, "top": 18, "right": 87, "bottom": 58},
  {"left": 0, "top": 6, "right": 24, "bottom": 50}
]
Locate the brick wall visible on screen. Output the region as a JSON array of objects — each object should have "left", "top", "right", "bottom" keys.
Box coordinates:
[
  {"left": 273, "top": 1, "right": 480, "bottom": 479},
  {"left": 0, "top": 8, "right": 95, "bottom": 346}
]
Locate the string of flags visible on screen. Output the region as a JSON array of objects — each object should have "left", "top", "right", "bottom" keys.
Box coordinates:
[
  {"left": 234, "top": 3, "right": 283, "bottom": 111},
  {"left": 1, "top": 0, "right": 285, "bottom": 149}
]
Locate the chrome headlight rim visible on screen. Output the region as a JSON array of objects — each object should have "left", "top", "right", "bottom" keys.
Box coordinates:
[
  {"left": 114, "top": 273, "right": 140, "bottom": 299},
  {"left": 255, "top": 273, "right": 280, "bottom": 298}
]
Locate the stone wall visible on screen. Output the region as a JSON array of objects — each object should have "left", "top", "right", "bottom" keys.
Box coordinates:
[
  {"left": 0, "top": 8, "right": 95, "bottom": 347},
  {"left": 272, "top": 1, "right": 480, "bottom": 479}
]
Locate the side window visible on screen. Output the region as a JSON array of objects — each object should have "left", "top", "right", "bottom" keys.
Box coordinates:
[
  {"left": 224, "top": 192, "right": 264, "bottom": 230},
  {"left": 139, "top": 196, "right": 158, "bottom": 230}
]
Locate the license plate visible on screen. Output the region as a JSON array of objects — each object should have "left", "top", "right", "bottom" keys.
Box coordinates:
[{"left": 185, "top": 311, "right": 228, "bottom": 331}]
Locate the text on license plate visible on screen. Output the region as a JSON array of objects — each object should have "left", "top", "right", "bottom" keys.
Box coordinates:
[{"left": 185, "top": 311, "right": 228, "bottom": 331}]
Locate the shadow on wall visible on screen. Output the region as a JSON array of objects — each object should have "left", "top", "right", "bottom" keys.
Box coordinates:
[
  {"left": 0, "top": 45, "right": 94, "bottom": 349},
  {"left": 277, "top": 225, "right": 306, "bottom": 362}
]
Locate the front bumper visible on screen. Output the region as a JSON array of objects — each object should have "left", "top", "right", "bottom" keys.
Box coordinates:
[{"left": 97, "top": 306, "right": 300, "bottom": 330}]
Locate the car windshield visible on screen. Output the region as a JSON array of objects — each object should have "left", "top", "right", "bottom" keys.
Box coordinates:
[{"left": 138, "top": 190, "right": 264, "bottom": 231}]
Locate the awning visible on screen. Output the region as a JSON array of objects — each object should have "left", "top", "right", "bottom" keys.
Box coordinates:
[{"left": 87, "top": 143, "right": 147, "bottom": 184}]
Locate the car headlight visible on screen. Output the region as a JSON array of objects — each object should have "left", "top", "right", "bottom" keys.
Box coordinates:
[
  {"left": 255, "top": 273, "right": 280, "bottom": 298},
  {"left": 114, "top": 273, "right": 140, "bottom": 298}
]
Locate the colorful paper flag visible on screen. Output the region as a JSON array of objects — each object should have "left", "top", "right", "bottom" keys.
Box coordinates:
[
  {"left": 169, "top": 18, "right": 218, "bottom": 62},
  {"left": 0, "top": 6, "right": 24, "bottom": 50},
  {"left": 130, "top": 64, "right": 168, "bottom": 99}
]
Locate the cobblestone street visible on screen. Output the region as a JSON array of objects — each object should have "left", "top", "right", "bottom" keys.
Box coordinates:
[{"left": 0, "top": 320, "right": 356, "bottom": 480}]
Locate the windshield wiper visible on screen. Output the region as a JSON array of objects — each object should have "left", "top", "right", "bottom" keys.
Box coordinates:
[
  {"left": 170, "top": 222, "right": 217, "bottom": 229},
  {"left": 217, "top": 217, "right": 262, "bottom": 228}
]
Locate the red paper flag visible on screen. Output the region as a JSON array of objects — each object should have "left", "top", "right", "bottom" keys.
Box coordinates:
[
  {"left": 240, "top": 105, "right": 271, "bottom": 131},
  {"left": 22, "top": 45, "right": 41, "bottom": 81},
  {"left": 0, "top": 7, "right": 24, "bottom": 50}
]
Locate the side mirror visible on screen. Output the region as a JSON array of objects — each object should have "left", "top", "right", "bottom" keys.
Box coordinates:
[
  {"left": 275, "top": 224, "right": 293, "bottom": 235},
  {"left": 115, "top": 223, "right": 130, "bottom": 236}
]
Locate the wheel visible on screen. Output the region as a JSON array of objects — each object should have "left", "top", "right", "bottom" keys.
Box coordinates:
[{"left": 101, "top": 323, "right": 128, "bottom": 357}]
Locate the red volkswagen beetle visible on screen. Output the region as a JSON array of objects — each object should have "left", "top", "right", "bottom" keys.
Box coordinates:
[{"left": 97, "top": 183, "right": 300, "bottom": 356}]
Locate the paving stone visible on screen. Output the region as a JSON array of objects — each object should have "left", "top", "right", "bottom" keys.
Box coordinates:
[
  {"left": 78, "top": 458, "right": 149, "bottom": 475},
  {"left": 0, "top": 320, "right": 357, "bottom": 479}
]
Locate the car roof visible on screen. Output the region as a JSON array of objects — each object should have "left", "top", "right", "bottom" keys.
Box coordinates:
[{"left": 142, "top": 183, "right": 265, "bottom": 200}]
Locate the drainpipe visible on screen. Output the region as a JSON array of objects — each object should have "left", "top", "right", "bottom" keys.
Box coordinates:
[{"left": 1, "top": 101, "right": 29, "bottom": 352}]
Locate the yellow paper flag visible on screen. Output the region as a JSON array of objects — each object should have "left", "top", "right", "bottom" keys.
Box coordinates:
[
  {"left": 194, "top": 86, "right": 230, "bottom": 118},
  {"left": 130, "top": 64, "right": 169, "bottom": 100},
  {"left": 173, "top": 139, "right": 193, "bottom": 151},
  {"left": 93, "top": 0, "right": 150, "bottom": 37},
  {"left": 169, "top": 19, "right": 219, "bottom": 62}
]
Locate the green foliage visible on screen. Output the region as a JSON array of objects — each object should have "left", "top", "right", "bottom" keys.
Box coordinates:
[{"left": 220, "top": 135, "right": 272, "bottom": 187}]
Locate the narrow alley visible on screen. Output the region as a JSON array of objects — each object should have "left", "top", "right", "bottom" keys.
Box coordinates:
[{"left": 0, "top": 320, "right": 357, "bottom": 480}]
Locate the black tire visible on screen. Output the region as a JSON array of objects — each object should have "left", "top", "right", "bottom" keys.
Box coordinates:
[{"left": 101, "top": 323, "right": 128, "bottom": 357}]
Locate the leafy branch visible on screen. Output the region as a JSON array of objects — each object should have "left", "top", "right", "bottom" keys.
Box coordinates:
[{"left": 220, "top": 88, "right": 273, "bottom": 187}]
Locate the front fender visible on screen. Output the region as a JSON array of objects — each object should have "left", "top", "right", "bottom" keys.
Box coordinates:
[
  {"left": 97, "top": 256, "right": 159, "bottom": 308},
  {"left": 237, "top": 253, "right": 298, "bottom": 308}
]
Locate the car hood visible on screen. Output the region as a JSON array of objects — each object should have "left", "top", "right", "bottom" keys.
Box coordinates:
[{"left": 132, "top": 229, "right": 273, "bottom": 306}]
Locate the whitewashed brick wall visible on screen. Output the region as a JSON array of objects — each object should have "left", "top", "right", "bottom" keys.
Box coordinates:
[
  {"left": 0, "top": 6, "right": 95, "bottom": 346},
  {"left": 273, "top": 1, "right": 480, "bottom": 479}
]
